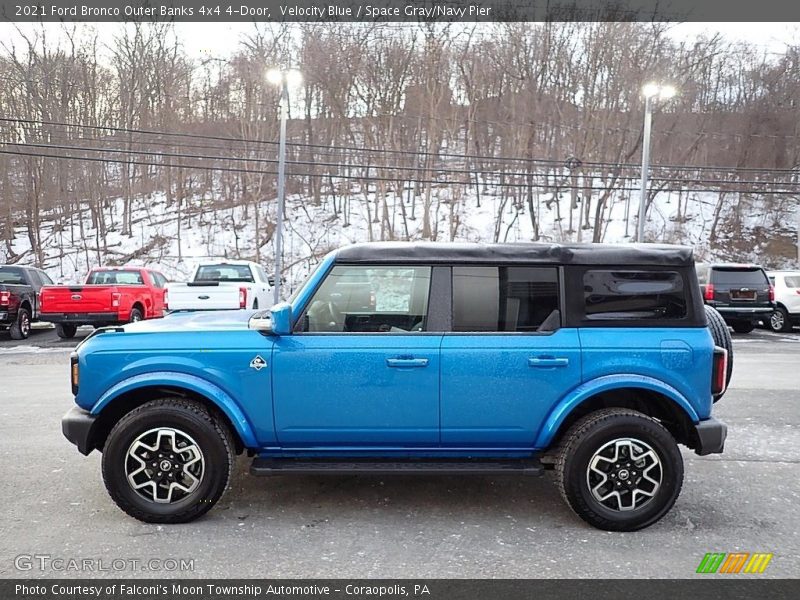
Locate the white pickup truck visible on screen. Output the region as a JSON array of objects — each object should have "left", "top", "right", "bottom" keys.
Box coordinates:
[{"left": 165, "top": 260, "right": 272, "bottom": 311}]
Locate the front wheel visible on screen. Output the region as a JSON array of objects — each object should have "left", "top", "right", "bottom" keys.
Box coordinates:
[
  {"left": 555, "top": 408, "right": 683, "bottom": 531},
  {"left": 101, "top": 398, "right": 234, "bottom": 523}
]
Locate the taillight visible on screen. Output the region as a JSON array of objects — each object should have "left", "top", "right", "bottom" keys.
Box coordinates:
[
  {"left": 769, "top": 286, "right": 775, "bottom": 302},
  {"left": 111, "top": 292, "right": 121, "bottom": 308},
  {"left": 239, "top": 287, "right": 247, "bottom": 309},
  {"left": 712, "top": 347, "right": 728, "bottom": 396},
  {"left": 0, "top": 291, "right": 9, "bottom": 306},
  {"left": 704, "top": 283, "right": 715, "bottom": 301}
]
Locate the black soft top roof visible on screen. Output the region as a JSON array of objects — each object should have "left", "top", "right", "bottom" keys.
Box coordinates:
[{"left": 334, "top": 242, "right": 693, "bottom": 267}]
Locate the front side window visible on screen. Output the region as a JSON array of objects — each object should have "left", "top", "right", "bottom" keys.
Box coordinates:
[
  {"left": 583, "top": 270, "right": 686, "bottom": 320},
  {"left": 297, "top": 265, "right": 431, "bottom": 333},
  {"left": 452, "top": 266, "right": 559, "bottom": 332}
]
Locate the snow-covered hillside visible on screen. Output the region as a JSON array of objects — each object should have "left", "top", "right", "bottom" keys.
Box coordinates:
[{"left": 3, "top": 185, "right": 798, "bottom": 295}]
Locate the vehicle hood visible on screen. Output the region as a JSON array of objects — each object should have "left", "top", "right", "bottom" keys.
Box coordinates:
[{"left": 122, "top": 309, "right": 257, "bottom": 333}]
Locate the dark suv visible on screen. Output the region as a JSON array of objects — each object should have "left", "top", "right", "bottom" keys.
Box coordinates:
[{"left": 697, "top": 263, "right": 774, "bottom": 333}]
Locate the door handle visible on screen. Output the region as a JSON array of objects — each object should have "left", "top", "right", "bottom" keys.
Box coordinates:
[
  {"left": 528, "top": 357, "right": 570, "bottom": 368},
  {"left": 386, "top": 357, "right": 429, "bottom": 368}
]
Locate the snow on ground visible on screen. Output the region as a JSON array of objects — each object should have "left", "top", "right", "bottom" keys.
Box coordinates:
[{"left": 3, "top": 184, "right": 798, "bottom": 295}]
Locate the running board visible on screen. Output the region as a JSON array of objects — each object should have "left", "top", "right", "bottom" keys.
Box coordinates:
[{"left": 250, "top": 458, "right": 544, "bottom": 476}]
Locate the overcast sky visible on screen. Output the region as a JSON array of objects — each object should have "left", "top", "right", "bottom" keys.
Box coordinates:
[{"left": 0, "top": 21, "right": 797, "bottom": 61}]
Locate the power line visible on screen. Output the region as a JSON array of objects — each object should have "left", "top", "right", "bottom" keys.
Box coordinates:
[
  {"left": 2, "top": 146, "right": 799, "bottom": 196},
  {"left": 5, "top": 140, "right": 798, "bottom": 189},
  {"left": 3, "top": 116, "right": 799, "bottom": 176}
]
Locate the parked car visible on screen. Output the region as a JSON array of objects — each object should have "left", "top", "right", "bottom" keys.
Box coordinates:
[
  {"left": 766, "top": 271, "right": 800, "bottom": 332},
  {"left": 62, "top": 242, "right": 729, "bottom": 531},
  {"left": 696, "top": 263, "right": 774, "bottom": 333},
  {"left": 39, "top": 266, "right": 168, "bottom": 338},
  {"left": 0, "top": 265, "right": 54, "bottom": 339},
  {"left": 164, "top": 260, "right": 271, "bottom": 311}
]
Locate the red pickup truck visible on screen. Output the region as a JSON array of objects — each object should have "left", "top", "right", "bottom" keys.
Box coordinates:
[{"left": 39, "top": 267, "right": 168, "bottom": 338}]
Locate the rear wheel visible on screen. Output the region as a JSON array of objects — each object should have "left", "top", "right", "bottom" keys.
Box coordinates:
[
  {"left": 704, "top": 305, "right": 733, "bottom": 399},
  {"left": 129, "top": 307, "right": 144, "bottom": 323},
  {"left": 769, "top": 307, "right": 793, "bottom": 333},
  {"left": 9, "top": 308, "right": 30, "bottom": 340},
  {"left": 732, "top": 321, "right": 754, "bottom": 334},
  {"left": 555, "top": 408, "right": 683, "bottom": 531},
  {"left": 55, "top": 323, "right": 78, "bottom": 339},
  {"left": 101, "top": 398, "right": 234, "bottom": 523}
]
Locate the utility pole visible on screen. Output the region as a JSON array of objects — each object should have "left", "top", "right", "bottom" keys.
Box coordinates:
[
  {"left": 273, "top": 81, "right": 288, "bottom": 305},
  {"left": 266, "top": 68, "right": 301, "bottom": 304},
  {"left": 637, "top": 83, "right": 676, "bottom": 243}
]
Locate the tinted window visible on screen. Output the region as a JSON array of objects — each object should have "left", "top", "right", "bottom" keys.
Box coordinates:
[
  {"left": 87, "top": 270, "right": 144, "bottom": 285},
  {"left": 453, "top": 266, "right": 559, "bottom": 332},
  {"left": 298, "top": 265, "right": 431, "bottom": 333},
  {"left": 0, "top": 267, "right": 26, "bottom": 284},
  {"left": 784, "top": 276, "right": 800, "bottom": 288},
  {"left": 37, "top": 270, "right": 53, "bottom": 285},
  {"left": 255, "top": 265, "right": 269, "bottom": 283},
  {"left": 195, "top": 264, "right": 254, "bottom": 283},
  {"left": 584, "top": 270, "right": 686, "bottom": 320},
  {"left": 711, "top": 268, "right": 768, "bottom": 286}
]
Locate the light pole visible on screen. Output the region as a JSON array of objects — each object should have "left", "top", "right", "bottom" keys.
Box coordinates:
[
  {"left": 266, "top": 68, "right": 302, "bottom": 305},
  {"left": 637, "top": 82, "right": 676, "bottom": 243}
]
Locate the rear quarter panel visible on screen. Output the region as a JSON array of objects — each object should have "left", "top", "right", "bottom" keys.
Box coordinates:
[{"left": 577, "top": 327, "right": 715, "bottom": 420}]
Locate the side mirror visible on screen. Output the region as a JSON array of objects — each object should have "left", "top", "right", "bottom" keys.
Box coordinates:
[{"left": 248, "top": 302, "right": 292, "bottom": 335}]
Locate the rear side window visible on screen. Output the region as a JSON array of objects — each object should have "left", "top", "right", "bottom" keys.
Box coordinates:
[
  {"left": 583, "top": 270, "right": 686, "bottom": 320},
  {"left": 784, "top": 276, "right": 800, "bottom": 288},
  {"left": 452, "top": 266, "right": 559, "bottom": 332},
  {"left": 710, "top": 268, "right": 768, "bottom": 286}
]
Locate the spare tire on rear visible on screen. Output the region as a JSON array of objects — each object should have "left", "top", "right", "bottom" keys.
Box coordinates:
[{"left": 705, "top": 305, "right": 733, "bottom": 400}]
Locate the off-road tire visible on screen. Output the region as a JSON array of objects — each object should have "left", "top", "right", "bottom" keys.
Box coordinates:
[
  {"left": 102, "top": 398, "right": 234, "bottom": 523},
  {"left": 55, "top": 323, "right": 78, "bottom": 339},
  {"left": 554, "top": 408, "right": 683, "bottom": 532},
  {"left": 705, "top": 305, "right": 733, "bottom": 399}
]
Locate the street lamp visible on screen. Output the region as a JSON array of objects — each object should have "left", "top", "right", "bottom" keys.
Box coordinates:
[
  {"left": 266, "top": 68, "right": 302, "bottom": 304},
  {"left": 637, "top": 82, "right": 677, "bottom": 243}
]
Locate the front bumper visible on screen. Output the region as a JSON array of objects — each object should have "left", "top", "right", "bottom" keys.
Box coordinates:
[
  {"left": 692, "top": 417, "right": 727, "bottom": 455},
  {"left": 40, "top": 312, "right": 120, "bottom": 325},
  {"left": 62, "top": 406, "right": 99, "bottom": 455}
]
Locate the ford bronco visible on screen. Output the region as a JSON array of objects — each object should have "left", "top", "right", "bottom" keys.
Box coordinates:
[{"left": 62, "top": 242, "right": 730, "bottom": 531}]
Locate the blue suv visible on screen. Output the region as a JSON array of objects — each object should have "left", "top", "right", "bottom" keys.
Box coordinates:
[{"left": 62, "top": 242, "right": 730, "bottom": 531}]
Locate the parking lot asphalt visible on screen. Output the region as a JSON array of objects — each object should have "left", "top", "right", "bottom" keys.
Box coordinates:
[{"left": 0, "top": 327, "right": 798, "bottom": 579}]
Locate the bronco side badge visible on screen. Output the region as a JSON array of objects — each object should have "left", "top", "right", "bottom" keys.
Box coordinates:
[{"left": 249, "top": 355, "right": 267, "bottom": 371}]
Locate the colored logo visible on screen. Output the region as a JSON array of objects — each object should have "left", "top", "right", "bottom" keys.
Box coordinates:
[{"left": 696, "top": 552, "right": 773, "bottom": 574}]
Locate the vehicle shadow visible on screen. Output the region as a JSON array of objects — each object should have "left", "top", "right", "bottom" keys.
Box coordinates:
[{"left": 219, "top": 456, "right": 578, "bottom": 527}]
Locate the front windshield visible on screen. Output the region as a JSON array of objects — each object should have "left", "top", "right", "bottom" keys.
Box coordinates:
[{"left": 287, "top": 260, "right": 326, "bottom": 305}]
